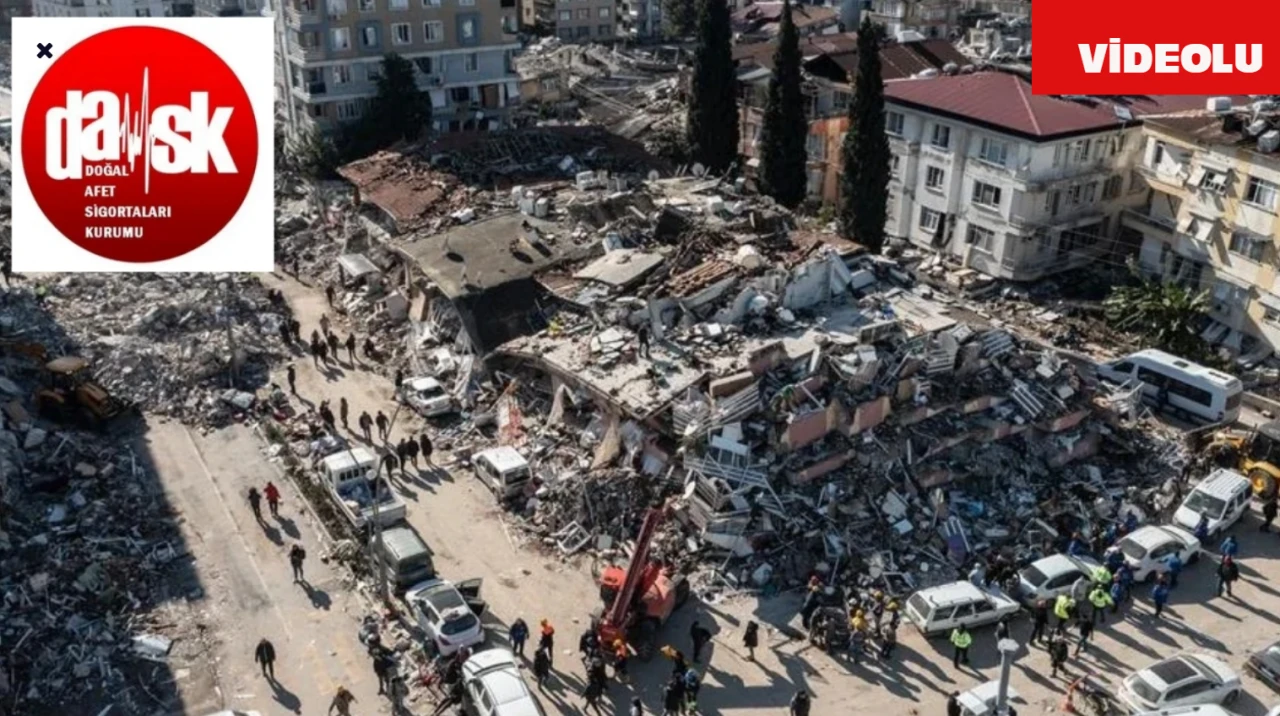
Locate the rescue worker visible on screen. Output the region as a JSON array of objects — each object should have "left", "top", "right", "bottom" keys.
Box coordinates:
[
  {"left": 539, "top": 619, "right": 555, "bottom": 662},
  {"left": 613, "top": 638, "right": 630, "bottom": 682},
  {"left": 799, "top": 576, "right": 823, "bottom": 629},
  {"left": 887, "top": 601, "right": 901, "bottom": 630},
  {"left": 743, "top": 621, "right": 760, "bottom": 661},
  {"left": 1053, "top": 594, "right": 1075, "bottom": 634},
  {"left": 879, "top": 621, "right": 897, "bottom": 659},
  {"left": 579, "top": 623, "right": 600, "bottom": 660},
  {"left": 850, "top": 609, "right": 868, "bottom": 635},
  {"left": 1092, "top": 564, "right": 1112, "bottom": 587},
  {"left": 950, "top": 624, "right": 973, "bottom": 669},
  {"left": 1088, "top": 584, "right": 1114, "bottom": 624},
  {"left": 849, "top": 625, "right": 867, "bottom": 665}
]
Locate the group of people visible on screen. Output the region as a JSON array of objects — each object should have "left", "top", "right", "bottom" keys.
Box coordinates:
[{"left": 799, "top": 577, "right": 901, "bottom": 665}]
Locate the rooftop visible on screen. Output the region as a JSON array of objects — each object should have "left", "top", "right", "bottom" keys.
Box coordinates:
[
  {"left": 732, "top": 2, "right": 839, "bottom": 33},
  {"left": 734, "top": 34, "right": 971, "bottom": 82},
  {"left": 1144, "top": 108, "right": 1280, "bottom": 163},
  {"left": 397, "top": 213, "right": 569, "bottom": 298}
]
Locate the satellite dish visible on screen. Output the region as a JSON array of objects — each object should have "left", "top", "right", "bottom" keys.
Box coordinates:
[
  {"left": 647, "top": 170, "right": 661, "bottom": 181},
  {"left": 692, "top": 162, "right": 707, "bottom": 177}
]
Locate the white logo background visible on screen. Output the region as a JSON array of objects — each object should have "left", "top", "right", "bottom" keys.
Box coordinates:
[{"left": 10, "top": 17, "right": 276, "bottom": 272}]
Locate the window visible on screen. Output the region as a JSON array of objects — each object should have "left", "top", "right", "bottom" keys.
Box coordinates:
[
  {"left": 1067, "top": 184, "right": 1083, "bottom": 205},
  {"left": 925, "top": 165, "right": 945, "bottom": 190},
  {"left": 1181, "top": 215, "right": 1214, "bottom": 241},
  {"left": 330, "top": 27, "right": 351, "bottom": 49},
  {"left": 332, "top": 64, "right": 351, "bottom": 84},
  {"left": 360, "top": 25, "right": 378, "bottom": 47},
  {"left": 576, "top": 7, "right": 589, "bottom": 17},
  {"left": 558, "top": 9, "right": 570, "bottom": 19},
  {"left": 971, "top": 181, "right": 1001, "bottom": 208},
  {"left": 414, "top": 56, "right": 434, "bottom": 75},
  {"left": 575, "top": 25, "right": 589, "bottom": 37},
  {"left": 1103, "top": 175, "right": 1124, "bottom": 200},
  {"left": 502, "top": 14, "right": 517, "bottom": 32},
  {"left": 966, "top": 224, "right": 995, "bottom": 250},
  {"left": 424, "top": 20, "right": 443, "bottom": 41},
  {"left": 1109, "top": 134, "right": 1127, "bottom": 155},
  {"left": 358, "top": 0, "right": 374, "bottom": 9},
  {"left": 391, "top": 22, "right": 411, "bottom": 44},
  {"left": 366, "top": 63, "right": 382, "bottom": 81},
  {"left": 889, "top": 154, "right": 900, "bottom": 174},
  {"left": 1229, "top": 231, "right": 1268, "bottom": 262},
  {"left": 1052, "top": 144, "right": 1065, "bottom": 167},
  {"left": 423, "top": 0, "right": 440, "bottom": 6},
  {"left": 919, "top": 207, "right": 942, "bottom": 232},
  {"left": 885, "top": 111, "right": 904, "bottom": 136},
  {"left": 389, "top": 0, "right": 407, "bottom": 8},
  {"left": 1129, "top": 171, "right": 1145, "bottom": 193},
  {"left": 1082, "top": 181, "right": 1097, "bottom": 204},
  {"left": 1071, "top": 139, "right": 1090, "bottom": 163},
  {"left": 1197, "top": 168, "right": 1229, "bottom": 194},
  {"left": 336, "top": 100, "right": 363, "bottom": 120},
  {"left": 1045, "top": 190, "right": 1061, "bottom": 216},
  {"left": 930, "top": 123, "right": 951, "bottom": 149},
  {"left": 1245, "top": 176, "right": 1279, "bottom": 210},
  {"left": 978, "top": 137, "right": 1008, "bottom": 166},
  {"left": 451, "top": 86, "right": 471, "bottom": 103},
  {"left": 464, "top": 52, "right": 477, "bottom": 72},
  {"left": 134, "top": 7, "right": 150, "bottom": 15},
  {"left": 598, "top": 5, "right": 610, "bottom": 16},
  {"left": 806, "top": 134, "right": 826, "bottom": 161},
  {"left": 460, "top": 17, "right": 476, "bottom": 40},
  {"left": 327, "top": 0, "right": 347, "bottom": 15}
]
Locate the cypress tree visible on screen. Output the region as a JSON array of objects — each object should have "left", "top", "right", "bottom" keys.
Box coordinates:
[
  {"left": 838, "top": 17, "right": 891, "bottom": 253},
  {"left": 757, "top": 0, "right": 807, "bottom": 208},
  {"left": 686, "top": 0, "right": 739, "bottom": 174}
]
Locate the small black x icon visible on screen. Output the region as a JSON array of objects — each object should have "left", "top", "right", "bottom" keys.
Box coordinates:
[{"left": 36, "top": 43, "right": 52, "bottom": 59}]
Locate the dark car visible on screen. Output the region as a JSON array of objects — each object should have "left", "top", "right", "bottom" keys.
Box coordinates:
[{"left": 1247, "top": 640, "right": 1280, "bottom": 692}]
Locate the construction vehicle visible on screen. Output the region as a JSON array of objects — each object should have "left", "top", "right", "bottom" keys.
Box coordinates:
[
  {"left": 33, "top": 356, "right": 131, "bottom": 429},
  {"left": 1202, "top": 421, "right": 1280, "bottom": 499},
  {"left": 596, "top": 502, "right": 691, "bottom": 661}
]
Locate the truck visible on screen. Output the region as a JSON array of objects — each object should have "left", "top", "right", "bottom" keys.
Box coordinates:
[
  {"left": 596, "top": 502, "right": 691, "bottom": 660},
  {"left": 316, "top": 447, "right": 406, "bottom": 531}
]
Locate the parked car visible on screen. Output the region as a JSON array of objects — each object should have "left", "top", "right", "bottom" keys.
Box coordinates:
[
  {"left": 472, "top": 447, "right": 533, "bottom": 501},
  {"left": 1015, "top": 554, "right": 1101, "bottom": 605},
  {"left": 405, "top": 578, "right": 486, "bottom": 656},
  {"left": 1173, "top": 469, "right": 1252, "bottom": 538},
  {"left": 1120, "top": 653, "right": 1242, "bottom": 713},
  {"left": 1247, "top": 638, "right": 1280, "bottom": 692},
  {"left": 461, "top": 648, "right": 545, "bottom": 716},
  {"left": 1133, "top": 707, "right": 1243, "bottom": 716},
  {"left": 1116, "top": 525, "right": 1201, "bottom": 583},
  {"left": 398, "top": 376, "right": 457, "bottom": 418},
  {"left": 903, "top": 581, "right": 1020, "bottom": 638}
]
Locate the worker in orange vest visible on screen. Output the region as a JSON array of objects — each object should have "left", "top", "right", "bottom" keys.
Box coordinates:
[
  {"left": 539, "top": 619, "right": 555, "bottom": 664},
  {"left": 613, "top": 639, "right": 630, "bottom": 682}
]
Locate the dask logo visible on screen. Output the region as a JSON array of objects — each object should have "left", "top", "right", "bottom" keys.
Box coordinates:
[
  {"left": 11, "top": 18, "right": 275, "bottom": 272},
  {"left": 1031, "top": 1, "right": 1280, "bottom": 96}
]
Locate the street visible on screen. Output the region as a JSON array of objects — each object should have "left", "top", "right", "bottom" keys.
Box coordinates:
[{"left": 148, "top": 270, "right": 1280, "bottom": 716}]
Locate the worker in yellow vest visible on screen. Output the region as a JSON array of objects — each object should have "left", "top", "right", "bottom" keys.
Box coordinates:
[
  {"left": 950, "top": 625, "right": 973, "bottom": 669},
  {"left": 1088, "top": 585, "right": 1114, "bottom": 625},
  {"left": 1053, "top": 593, "right": 1075, "bottom": 635}
]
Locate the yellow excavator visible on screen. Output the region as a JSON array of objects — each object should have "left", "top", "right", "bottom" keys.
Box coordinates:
[
  {"left": 1204, "top": 421, "right": 1280, "bottom": 499},
  {"left": 33, "top": 356, "right": 131, "bottom": 430}
]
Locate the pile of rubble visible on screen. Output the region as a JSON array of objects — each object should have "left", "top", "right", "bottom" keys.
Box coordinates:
[
  {"left": 26, "top": 273, "right": 294, "bottom": 425},
  {"left": 0, "top": 402, "right": 202, "bottom": 714}
]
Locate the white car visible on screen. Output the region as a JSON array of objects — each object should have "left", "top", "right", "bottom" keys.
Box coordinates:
[
  {"left": 1117, "top": 525, "right": 1201, "bottom": 583},
  {"left": 406, "top": 578, "right": 485, "bottom": 656},
  {"left": 904, "top": 582, "right": 1021, "bottom": 637},
  {"left": 1120, "top": 653, "right": 1243, "bottom": 713},
  {"left": 1172, "top": 469, "right": 1252, "bottom": 539},
  {"left": 399, "top": 376, "right": 457, "bottom": 418},
  {"left": 1015, "top": 554, "right": 1102, "bottom": 605},
  {"left": 462, "top": 648, "right": 545, "bottom": 716}
]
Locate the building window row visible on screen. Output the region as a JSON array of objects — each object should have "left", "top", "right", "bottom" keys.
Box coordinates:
[
  {"left": 332, "top": 0, "right": 477, "bottom": 13},
  {"left": 331, "top": 17, "right": 478, "bottom": 48}
]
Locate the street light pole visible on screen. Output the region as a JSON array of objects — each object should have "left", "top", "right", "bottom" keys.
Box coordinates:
[
  {"left": 995, "top": 637, "right": 1020, "bottom": 716},
  {"left": 357, "top": 401, "right": 403, "bottom": 607}
]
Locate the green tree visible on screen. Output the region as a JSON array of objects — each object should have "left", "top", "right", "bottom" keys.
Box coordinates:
[
  {"left": 838, "top": 17, "right": 891, "bottom": 253},
  {"left": 1104, "top": 262, "right": 1212, "bottom": 359},
  {"left": 662, "top": 0, "right": 694, "bottom": 37},
  {"left": 344, "top": 53, "right": 432, "bottom": 159},
  {"left": 686, "top": 0, "right": 739, "bottom": 174},
  {"left": 756, "top": 0, "right": 807, "bottom": 208},
  {"left": 292, "top": 128, "right": 341, "bottom": 179}
]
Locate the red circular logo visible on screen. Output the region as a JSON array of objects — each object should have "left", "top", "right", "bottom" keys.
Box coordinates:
[{"left": 22, "top": 26, "right": 258, "bottom": 263}]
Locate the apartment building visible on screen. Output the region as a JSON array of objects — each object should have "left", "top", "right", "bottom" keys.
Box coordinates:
[
  {"left": 617, "top": 0, "right": 658, "bottom": 38},
  {"left": 195, "top": 0, "right": 253, "bottom": 15},
  {"left": 520, "top": 0, "right": 616, "bottom": 42},
  {"left": 277, "top": 0, "right": 521, "bottom": 140},
  {"left": 864, "top": 0, "right": 958, "bottom": 39},
  {"left": 1128, "top": 106, "right": 1280, "bottom": 357},
  {"left": 32, "top": 0, "right": 168, "bottom": 17}
]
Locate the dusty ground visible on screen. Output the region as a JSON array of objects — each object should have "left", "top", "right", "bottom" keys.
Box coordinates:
[{"left": 149, "top": 269, "right": 1280, "bottom": 716}]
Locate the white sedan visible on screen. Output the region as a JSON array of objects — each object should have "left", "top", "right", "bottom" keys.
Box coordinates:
[
  {"left": 398, "top": 376, "right": 457, "bottom": 418},
  {"left": 1116, "top": 525, "right": 1201, "bottom": 583},
  {"left": 405, "top": 578, "right": 485, "bottom": 656},
  {"left": 1015, "top": 554, "right": 1101, "bottom": 606},
  {"left": 1120, "top": 653, "right": 1242, "bottom": 713}
]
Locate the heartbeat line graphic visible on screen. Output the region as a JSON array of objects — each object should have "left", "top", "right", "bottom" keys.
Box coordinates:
[{"left": 119, "top": 67, "right": 152, "bottom": 195}]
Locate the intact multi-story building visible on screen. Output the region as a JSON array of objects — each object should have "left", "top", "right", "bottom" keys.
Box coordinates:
[
  {"left": 864, "top": 0, "right": 959, "bottom": 39},
  {"left": 617, "top": 0, "right": 657, "bottom": 38},
  {"left": 195, "top": 0, "right": 254, "bottom": 15},
  {"left": 33, "top": 0, "right": 167, "bottom": 17},
  {"left": 1127, "top": 107, "right": 1280, "bottom": 356},
  {"left": 277, "top": 0, "right": 521, "bottom": 140},
  {"left": 520, "top": 0, "right": 616, "bottom": 42}
]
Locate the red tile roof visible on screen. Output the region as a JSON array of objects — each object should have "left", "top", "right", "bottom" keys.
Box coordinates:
[{"left": 883, "top": 70, "right": 1250, "bottom": 140}]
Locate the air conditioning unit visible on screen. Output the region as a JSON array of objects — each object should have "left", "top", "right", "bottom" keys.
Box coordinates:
[{"left": 1259, "top": 130, "right": 1280, "bottom": 154}]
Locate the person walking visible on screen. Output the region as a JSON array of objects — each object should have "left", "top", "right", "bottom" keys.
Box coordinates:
[
  {"left": 420, "top": 433, "right": 434, "bottom": 465},
  {"left": 1030, "top": 599, "right": 1049, "bottom": 646},
  {"left": 1194, "top": 514, "right": 1210, "bottom": 542},
  {"left": 1109, "top": 578, "right": 1125, "bottom": 616},
  {"left": 405, "top": 436, "right": 420, "bottom": 470},
  {"left": 327, "top": 332, "right": 340, "bottom": 361},
  {"left": 254, "top": 638, "right": 276, "bottom": 679},
  {"left": 636, "top": 324, "right": 651, "bottom": 358},
  {"left": 1218, "top": 555, "right": 1240, "bottom": 597},
  {"left": 320, "top": 313, "right": 331, "bottom": 336},
  {"left": 946, "top": 692, "right": 962, "bottom": 716},
  {"left": 359, "top": 411, "right": 373, "bottom": 441},
  {"left": 510, "top": 618, "right": 529, "bottom": 657},
  {"left": 538, "top": 619, "right": 555, "bottom": 662},
  {"left": 1165, "top": 552, "right": 1183, "bottom": 589},
  {"left": 328, "top": 686, "right": 356, "bottom": 716},
  {"left": 662, "top": 677, "right": 685, "bottom": 716},
  {"left": 1152, "top": 579, "right": 1171, "bottom": 618},
  {"left": 346, "top": 333, "right": 358, "bottom": 364},
  {"left": 613, "top": 638, "right": 630, "bottom": 682},
  {"left": 373, "top": 650, "right": 394, "bottom": 695},
  {"left": 278, "top": 320, "right": 292, "bottom": 348},
  {"left": 286, "top": 365, "right": 297, "bottom": 395},
  {"left": 248, "top": 487, "right": 263, "bottom": 523},
  {"left": 1264, "top": 495, "right": 1279, "bottom": 532},
  {"left": 316, "top": 339, "right": 329, "bottom": 366},
  {"left": 1053, "top": 594, "right": 1075, "bottom": 635},
  {"left": 264, "top": 481, "right": 281, "bottom": 517},
  {"left": 339, "top": 397, "right": 349, "bottom": 430},
  {"left": 326, "top": 284, "right": 336, "bottom": 306},
  {"left": 743, "top": 620, "right": 759, "bottom": 661},
  {"left": 1074, "top": 616, "right": 1094, "bottom": 655},
  {"left": 395, "top": 439, "right": 410, "bottom": 474},
  {"left": 583, "top": 673, "right": 605, "bottom": 714},
  {"left": 319, "top": 401, "right": 336, "bottom": 433},
  {"left": 789, "top": 690, "right": 811, "bottom": 716},
  {"left": 289, "top": 318, "right": 302, "bottom": 344},
  {"left": 1221, "top": 534, "right": 1240, "bottom": 560},
  {"left": 289, "top": 543, "right": 306, "bottom": 583},
  {"left": 1049, "top": 636, "right": 1069, "bottom": 679},
  {"left": 375, "top": 411, "right": 390, "bottom": 441},
  {"left": 690, "top": 620, "right": 711, "bottom": 662},
  {"left": 950, "top": 624, "right": 972, "bottom": 669},
  {"left": 879, "top": 622, "right": 897, "bottom": 660},
  {"left": 533, "top": 647, "right": 551, "bottom": 689},
  {"left": 394, "top": 368, "right": 404, "bottom": 390},
  {"left": 1088, "top": 584, "right": 1113, "bottom": 624},
  {"left": 381, "top": 451, "right": 399, "bottom": 483}
]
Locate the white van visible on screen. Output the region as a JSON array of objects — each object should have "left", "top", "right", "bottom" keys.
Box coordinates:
[
  {"left": 472, "top": 447, "right": 533, "bottom": 501},
  {"left": 1096, "top": 350, "right": 1242, "bottom": 424},
  {"left": 1173, "top": 468, "right": 1252, "bottom": 538},
  {"left": 904, "top": 581, "right": 1020, "bottom": 637}
]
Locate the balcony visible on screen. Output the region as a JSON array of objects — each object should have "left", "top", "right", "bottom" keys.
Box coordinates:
[
  {"left": 1135, "top": 163, "right": 1187, "bottom": 191},
  {"left": 288, "top": 43, "right": 326, "bottom": 62},
  {"left": 284, "top": 3, "right": 323, "bottom": 26},
  {"left": 1121, "top": 207, "right": 1176, "bottom": 236},
  {"left": 291, "top": 80, "right": 328, "bottom": 98}
]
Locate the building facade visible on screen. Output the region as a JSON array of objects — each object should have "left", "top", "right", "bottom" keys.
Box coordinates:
[
  {"left": 617, "top": 0, "right": 657, "bottom": 38},
  {"left": 520, "top": 0, "right": 616, "bottom": 42},
  {"left": 194, "top": 0, "right": 252, "bottom": 15},
  {"left": 1128, "top": 110, "right": 1280, "bottom": 357},
  {"left": 864, "top": 0, "right": 959, "bottom": 38},
  {"left": 32, "top": 0, "right": 169, "bottom": 16},
  {"left": 277, "top": 0, "right": 521, "bottom": 140}
]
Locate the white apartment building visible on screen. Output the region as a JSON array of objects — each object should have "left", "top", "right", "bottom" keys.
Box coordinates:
[
  {"left": 32, "top": 0, "right": 169, "bottom": 16},
  {"left": 880, "top": 71, "right": 1218, "bottom": 282},
  {"left": 1127, "top": 108, "right": 1280, "bottom": 357}
]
